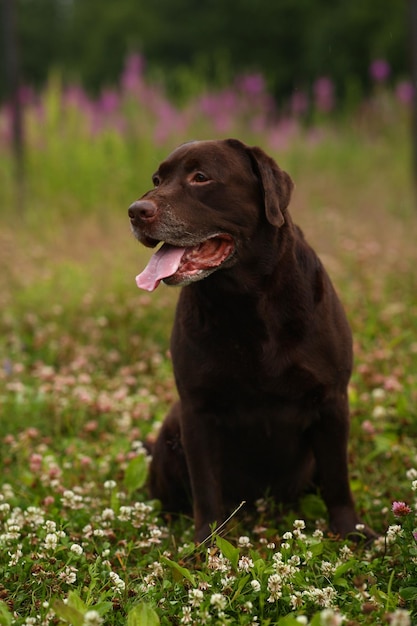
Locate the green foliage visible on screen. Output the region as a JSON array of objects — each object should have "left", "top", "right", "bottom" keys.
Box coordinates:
[
  {"left": 53, "top": 591, "right": 113, "bottom": 625},
  {"left": 8, "top": 0, "right": 408, "bottom": 101},
  {"left": 0, "top": 602, "right": 12, "bottom": 626},
  {"left": 124, "top": 454, "right": 149, "bottom": 494},
  {"left": 127, "top": 603, "right": 160, "bottom": 626}
]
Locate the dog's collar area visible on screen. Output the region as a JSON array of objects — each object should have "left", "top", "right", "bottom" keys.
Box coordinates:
[{"left": 136, "top": 235, "right": 235, "bottom": 291}]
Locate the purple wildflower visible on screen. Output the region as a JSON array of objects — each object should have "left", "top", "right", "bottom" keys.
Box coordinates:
[
  {"left": 392, "top": 501, "right": 412, "bottom": 517},
  {"left": 395, "top": 80, "right": 414, "bottom": 105},
  {"left": 369, "top": 59, "right": 390, "bottom": 83},
  {"left": 313, "top": 77, "right": 335, "bottom": 113},
  {"left": 121, "top": 53, "right": 145, "bottom": 92},
  {"left": 99, "top": 89, "right": 119, "bottom": 115},
  {"left": 237, "top": 73, "right": 266, "bottom": 97},
  {"left": 290, "top": 90, "right": 309, "bottom": 116}
]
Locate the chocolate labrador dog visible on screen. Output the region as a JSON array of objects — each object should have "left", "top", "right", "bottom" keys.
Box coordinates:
[{"left": 128, "top": 138, "right": 374, "bottom": 543}]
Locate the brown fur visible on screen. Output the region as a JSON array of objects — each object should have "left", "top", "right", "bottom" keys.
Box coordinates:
[{"left": 128, "top": 139, "right": 375, "bottom": 543}]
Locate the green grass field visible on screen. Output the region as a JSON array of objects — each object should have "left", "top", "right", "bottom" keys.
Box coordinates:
[{"left": 1, "top": 76, "right": 417, "bottom": 625}]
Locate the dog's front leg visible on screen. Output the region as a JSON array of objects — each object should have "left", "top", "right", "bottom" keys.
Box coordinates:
[
  {"left": 181, "top": 409, "right": 225, "bottom": 543},
  {"left": 312, "top": 394, "right": 376, "bottom": 541}
]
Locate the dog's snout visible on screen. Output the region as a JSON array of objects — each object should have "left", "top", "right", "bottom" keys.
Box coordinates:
[{"left": 128, "top": 200, "right": 158, "bottom": 222}]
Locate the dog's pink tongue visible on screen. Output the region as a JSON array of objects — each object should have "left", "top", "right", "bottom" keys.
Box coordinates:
[{"left": 136, "top": 244, "right": 186, "bottom": 291}]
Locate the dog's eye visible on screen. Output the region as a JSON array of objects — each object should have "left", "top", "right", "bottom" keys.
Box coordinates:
[
  {"left": 191, "top": 172, "right": 209, "bottom": 184},
  {"left": 152, "top": 175, "right": 160, "bottom": 187}
]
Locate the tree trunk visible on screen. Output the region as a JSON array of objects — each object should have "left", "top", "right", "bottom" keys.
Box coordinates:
[{"left": 2, "top": 0, "right": 25, "bottom": 208}]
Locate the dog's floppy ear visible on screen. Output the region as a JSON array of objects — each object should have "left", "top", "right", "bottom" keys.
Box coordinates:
[{"left": 247, "top": 146, "right": 294, "bottom": 227}]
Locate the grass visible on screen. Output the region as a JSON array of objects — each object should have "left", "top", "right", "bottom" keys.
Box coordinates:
[{"left": 1, "top": 68, "right": 417, "bottom": 625}]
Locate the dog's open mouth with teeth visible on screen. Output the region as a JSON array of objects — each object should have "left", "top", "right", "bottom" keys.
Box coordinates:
[{"left": 135, "top": 234, "right": 235, "bottom": 291}]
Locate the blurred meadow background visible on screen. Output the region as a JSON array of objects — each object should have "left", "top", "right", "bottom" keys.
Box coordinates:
[{"left": 1, "top": 1, "right": 417, "bottom": 625}]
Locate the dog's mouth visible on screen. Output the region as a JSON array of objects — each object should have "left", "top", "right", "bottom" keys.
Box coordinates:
[{"left": 135, "top": 235, "right": 235, "bottom": 291}]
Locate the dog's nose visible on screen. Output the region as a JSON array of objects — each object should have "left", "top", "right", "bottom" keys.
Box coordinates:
[{"left": 128, "top": 200, "right": 158, "bottom": 222}]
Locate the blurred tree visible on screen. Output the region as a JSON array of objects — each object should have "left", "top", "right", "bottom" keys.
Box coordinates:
[
  {"left": 14, "top": 0, "right": 66, "bottom": 85},
  {"left": 0, "top": 0, "right": 408, "bottom": 102},
  {"left": 2, "top": 0, "right": 25, "bottom": 205},
  {"left": 410, "top": 0, "right": 417, "bottom": 199}
]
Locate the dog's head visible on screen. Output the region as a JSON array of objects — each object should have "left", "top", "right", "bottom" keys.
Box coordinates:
[{"left": 129, "top": 139, "right": 294, "bottom": 291}]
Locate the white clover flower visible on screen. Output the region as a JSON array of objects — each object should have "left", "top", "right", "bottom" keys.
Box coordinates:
[
  {"left": 406, "top": 468, "right": 417, "bottom": 481},
  {"left": 411, "top": 480, "right": 417, "bottom": 492},
  {"left": 276, "top": 561, "right": 299, "bottom": 579},
  {"left": 293, "top": 529, "right": 307, "bottom": 540},
  {"left": 373, "top": 536, "right": 387, "bottom": 552},
  {"left": 118, "top": 506, "right": 132, "bottom": 521},
  {"left": 207, "top": 552, "right": 231, "bottom": 572},
  {"left": 149, "top": 527, "right": 162, "bottom": 541},
  {"left": 319, "top": 608, "right": 344, "bottom": 625},
  {"left": 290, "top": 592, "right": 303, "bottom": 610},
  {"left": 83, "top": 610, "right": 103, "bottom": 626},
  {"left": 180, "top": 606, "right": 192, "bottom": 624},
  {"left": 389, "top": 608, "right": 411, "bottom": 626},
  {"left": 238, "top": 535, "right": 252, "bottom": 547},
  {"left": 313, "top": 529, "right": 324, "bottom": 540},
  {"left": 4, "top": 524, "right": 21, "bottom": 540},
  {"left": 59, "top": 566, "right": 77, "bottom": 584},
  {"left": 293, "top": 519, "right": 306, "bottom": 530},
  {"left": 251, "top": 580, "right": 261, "bottom": 592},
  {"left": 61, "top": 490, "right": 83, "bottom": 509},
  {"left": 44, "top": 533, "right": 59, "bottom": 550},
  {"left": 101, "top": 508, "right": 115, "bottom": 521},
  {"left": 272, "top": 552, "right": 283, "bottom": 563},
  {"left": 220, "top": 574, "right": 236, "bottom": 589},
  {"left": 109, "top": 571, "right": 125, "bottom": 594},
  {"left": 283, "top": 531, "right": 293, "bottom": 540},
  {"left": 2, "top": 484, "right": 14, "bottom": 499},
  {"left": 267, "top": 574, "right": 282, "bottom": 602},
  {"left": 8, "top": 545, "right": 23, "bottom": 567},
  {"left": 386, "top": 524, "right": 404, "bottom": 542},
  {"left": 321, "top": 561, "right": 336, "bottom": 577},
  {"left": 238, "top": 556, "right": 254, "bottom": 572},
  {"left": 372, "top": 388, "right": 386, "bottom": 401},
  {"left": 198, "top": 580, "right": 212, "bottom": 591},
  {"left": 210, "top": 593, "right": 227, "bottom": 611},
  {"left": 44, "top": 520, "right": 57, "bottom": 533},
  {"left": 188, "top": 588, "right": 204, "bottom": 607},
  {"left": 70, "top": 543, "right": 83, "bottom": 555},
  {"left": 104, "top": 480, "right": 117, "bottom": 490},
  {"left": 26, "top": 507, "right": 45, "bottom": 527},
  {"left": 372, "top": 405, "right": 387, "bottom": 419},
  {"left": 131, "top": 440, "right": 147, "bottom": 453},
  {"left": 304, "top": 586, "right": 337, "bottom": 608},
  {"left": 149, "top": 561, "right": 164, "bottom": 577},
  {"left": 339, "top": 545, "right": 353, "bottom": 561}
]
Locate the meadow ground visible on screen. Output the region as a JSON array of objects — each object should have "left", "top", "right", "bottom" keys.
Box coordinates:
[{"left": 1, "top": 65, "right": 417, "bottom": 625}]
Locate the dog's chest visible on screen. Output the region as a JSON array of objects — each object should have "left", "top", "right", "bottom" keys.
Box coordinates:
[{"left": 173, "top": 320, "right": 292, "bottom": 402}]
